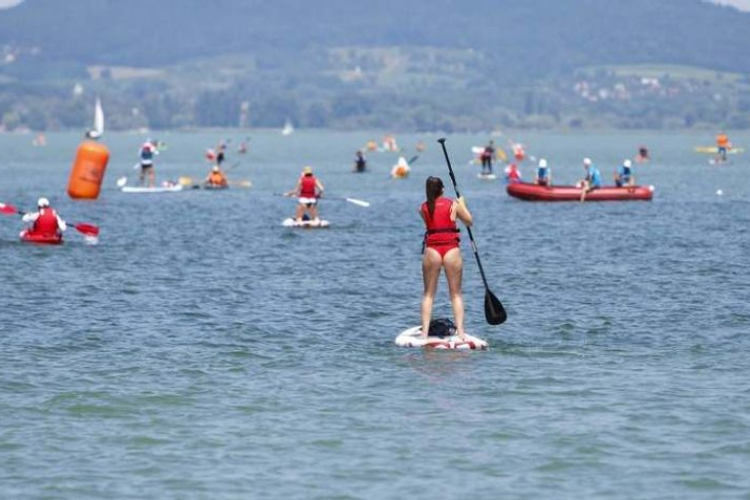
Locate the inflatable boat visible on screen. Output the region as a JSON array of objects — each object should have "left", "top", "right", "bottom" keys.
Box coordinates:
[{"left": 506, "top": 182, "right": 654, "bottom": 201}]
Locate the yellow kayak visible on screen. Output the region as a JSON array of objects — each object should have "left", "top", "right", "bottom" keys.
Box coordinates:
[{"left": 694, "top": 146, "right": 744, "bottom": 154}]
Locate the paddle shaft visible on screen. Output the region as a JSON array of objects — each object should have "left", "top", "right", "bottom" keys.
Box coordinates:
[
  {"left": 274, "top": 193, "right": 369, "bottom": 207},
  {"left": 437, "top": 139, "right": 492, "bottom": 292},
  {"left": 1, "top": 206, "right": 98, "bottom": 236}
]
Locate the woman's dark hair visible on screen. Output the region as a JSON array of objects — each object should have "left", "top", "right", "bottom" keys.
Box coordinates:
[{"left": 425, "top": 176, "right": 444, "bottom": 218}]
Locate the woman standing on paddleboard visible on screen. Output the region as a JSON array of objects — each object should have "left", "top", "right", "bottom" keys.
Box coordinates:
[{"left": 420, "top": 176, "right": 473, "bottom": 340}]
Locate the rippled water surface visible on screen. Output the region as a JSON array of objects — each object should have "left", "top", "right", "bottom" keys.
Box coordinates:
[{"left": 1, "top": 130, "right": 749, "bottom": 499}]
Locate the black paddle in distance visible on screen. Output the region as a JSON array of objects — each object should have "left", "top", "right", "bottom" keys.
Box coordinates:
[{"left": 437, "top": 138, "right": 507, "bottom": 325}]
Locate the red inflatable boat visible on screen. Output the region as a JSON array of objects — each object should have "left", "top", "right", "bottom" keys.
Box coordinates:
[
  {"left": 19, "top": 230, "right": 63, "bottom": 245},
  {"left": 506, "top": 182, "right": 654, "bottom": 202}
]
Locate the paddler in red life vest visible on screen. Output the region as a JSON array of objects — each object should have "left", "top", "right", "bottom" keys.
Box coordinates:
[
  {"left": 419, "top": 176, "right": 473, "bottom": 341},
  {"left": 286, "top": 166, "right": 325, "bottom": 223},
  {"left": 512, "top": 142, "right": 526, "bottom": 162},
  {"left": 21, "top": 198, "right": 66, "bottom": 238},
  {"left": 505, "top": 163, "right": 522, "bottom": 184}
]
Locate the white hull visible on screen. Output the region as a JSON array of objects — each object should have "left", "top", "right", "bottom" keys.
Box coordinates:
[{"left": 395, "top": 326, "right": 488, "bottom": 350}]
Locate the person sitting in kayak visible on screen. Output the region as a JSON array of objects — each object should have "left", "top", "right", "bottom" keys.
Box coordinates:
[
  {"left": 139, "top": 139, "right": 158, "bottom": 187},
  {"left": 354, "top": 150, "right": 367, "bottom": 173},
  {"left": 205, "top": 165, "right": 228, "bottom": 188},
  {"left": 580, "top": 157, "right": 602, "bottom": 202},
  {"left": 419, "top": 176, "right": 473, "bottom": 341},
  {"left": 286, "top": 166, "right": 325, "bottom": 222},
  {"left": 480, "top": 140, "right": 495, "bottom": 175},
  {"left": 505, "top": 163, "right": 522, "bottom": 184},
  {"left": 534, "top": 158, "right": 551, "bottom": 186},
  {"left": 716, "top": 132, "right": 731, "bottom": 162},
  {"left": 391, "top": 157, "right": 411, "bottom": 178},
  {"left": 614, "top": 159, "right": 635, "bottom": 187},
  {"left": 21, "top": 198, "right": 66, "bottom": 238}
]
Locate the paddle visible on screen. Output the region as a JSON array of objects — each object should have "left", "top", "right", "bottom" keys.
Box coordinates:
[
  {"left": 224, "top": 161, "right": 241, "bottom": 172},
  {"left": 274, "top": 193, "right": 370, "bottom": 208},
  {"left": 0, "top": 202, "right": 100, "bottom": 237},
  {"left": 437, "top": 138, "right": 507, "bottom": 326},
  {"left": 323, "top": 196, "right": 370, "bottom": 207}
]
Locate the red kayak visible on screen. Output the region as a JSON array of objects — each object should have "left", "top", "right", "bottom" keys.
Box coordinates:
[
  {"left": 19, "top": 230, "right": 63, "bottom": 245},
  {"left": 506, "top": 182, "right": 654, "bottom": 202}
]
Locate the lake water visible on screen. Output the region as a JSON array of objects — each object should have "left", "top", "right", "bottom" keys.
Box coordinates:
[{"left": 1, "top": 130, "right": 749, "bottom": 499}]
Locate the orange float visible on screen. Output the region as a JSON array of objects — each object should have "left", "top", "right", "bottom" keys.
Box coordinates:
[{"left": 67, "top": 141, "right": 109, "bottom": 199}]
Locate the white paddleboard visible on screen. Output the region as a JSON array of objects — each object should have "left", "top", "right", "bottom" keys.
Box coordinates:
[
  {"left": 477, "top": 173, "right": 497, "bottom": 180},
  {"left": 282, "top": 218, "right": 330, "bottom": 228},
  {"left": 121, "top": 184, "right": 184, "bottom": 193},
  {"left": 395, "top": 326, "right": 488, "bottom": 350}
]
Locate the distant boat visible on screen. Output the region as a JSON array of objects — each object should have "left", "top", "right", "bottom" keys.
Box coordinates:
[
  {"left": 85, "top": 97, "right": 104, "bottom": 139},
  {"left": 281, "top": 119, "right": 294, "bottom": 136},
  {"left": 31, "top": 133, "right": 47, "bottom": 147}
]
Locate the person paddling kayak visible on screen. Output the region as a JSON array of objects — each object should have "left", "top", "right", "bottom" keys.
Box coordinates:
[
  {"left": 391, "top": 157, "right": 411, "bottom": 178},
  {"left": 505, "top": 163, "right": 522, "bottom": 184},
  {"left": 419, "top": 176, "right": 473, "bottom": 341},
  {"left": 205, "top": 165, "right": 229, "bottom": 188},
  {"left": 286, "top": 166, "right": 325, "bottom": 222},
  {"left": 21, "top": 198, "right": 66, "bottom": 242}
]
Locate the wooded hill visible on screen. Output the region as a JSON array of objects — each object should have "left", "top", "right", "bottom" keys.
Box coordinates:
[{"left": 1, "top": 0, "right": 749, "bottom": 131}]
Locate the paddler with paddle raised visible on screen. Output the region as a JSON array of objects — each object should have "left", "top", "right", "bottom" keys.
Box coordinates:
[
  {"left": 1, "top": 198, "right": 100, "bottom": 243},
  {"left": 419, "top": 176, "right": 474, "bottom": 340},
  {"left": 285, "top": 166, "right": 325, "bottom": 223}
]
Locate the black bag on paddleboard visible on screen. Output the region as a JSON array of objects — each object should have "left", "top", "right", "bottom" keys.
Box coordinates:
[{"left": 427, "top": 318, "right": 457, "bottom": 338}]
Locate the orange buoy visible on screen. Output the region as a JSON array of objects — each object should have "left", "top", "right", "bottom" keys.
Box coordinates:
[{"left": 67, "top": 141, "right": 109, "bottom": 199}]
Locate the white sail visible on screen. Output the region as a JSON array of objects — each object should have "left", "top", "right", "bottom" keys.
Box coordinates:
[
  {"left": 281, "top": 119, "right": 294, "bottom": 136},
  {"left": 94, "top": 97, "right": 104, "bottom": 136},
  {"left": 86, "top": 97, "right": 104, "bottom": 139}
]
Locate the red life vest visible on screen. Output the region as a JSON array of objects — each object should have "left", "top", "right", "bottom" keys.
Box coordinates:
[
  {"left": 421, "top": 197, "right": 459, "bottom": 247},
  {"left": 300, "top": 175, "right": 317, "bottom": 198},
  {"left": 508, "top": 164, "right": 520, "bottom": 180},
  {"left": 33, "top": 208, "right": 60, "bottom": 236}
]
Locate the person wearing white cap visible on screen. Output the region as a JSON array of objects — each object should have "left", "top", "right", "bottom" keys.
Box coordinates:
[
  {"left": 205, "top": 164, "right": 228, "bottom": 188},
  {"left": 534, "top": 158, "right": 552, "bottom": 186},
  {"left": 285, "top": 166, "right": 325, "bottom": 222},
  {"left": 615, "top": 159, "right": 635, "bottom": 187},
  {"left": 21, "top": 198, "right": 67, "bottom": 237},
  {"left": 580, "top": 158, "right": 602, "bottom": 202}
]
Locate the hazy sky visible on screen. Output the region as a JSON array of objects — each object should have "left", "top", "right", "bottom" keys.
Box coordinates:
[
  {"left": 0, "top": 0, "right": 23, "bottom": 9},
  {"left": 712, "top": 0, "right": 750, "bottom": 10},
  {"left": 0, "top": 0, "right": 748, "bottom": 11}
]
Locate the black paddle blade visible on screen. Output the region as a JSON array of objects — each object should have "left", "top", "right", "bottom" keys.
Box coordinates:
[{"left": 485, "top": 290, "right": 507, "bottom": 325}]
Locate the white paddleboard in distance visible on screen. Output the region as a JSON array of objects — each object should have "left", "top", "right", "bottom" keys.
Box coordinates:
[
  {"left": 477, "top": 173, "right": 497, "bottom": 180},
  {"left": 395, "top": 326, "right": 488, "bottom": 350},
  {"left": 121, "top": 184, "right": 184, "bottom": 193},
  {"left": 282, "top": 218, "right": 330, "bottom": 228}
]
